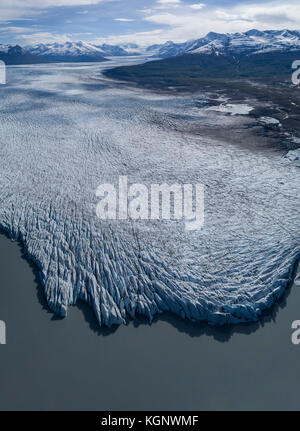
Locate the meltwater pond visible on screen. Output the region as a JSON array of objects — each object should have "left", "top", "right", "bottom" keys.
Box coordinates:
[
  {"left": 0, "top": 60, "right": 299, "bottom": 326},
  {"left": 0, "top": 233, "right": 300, "bottom": 410}
]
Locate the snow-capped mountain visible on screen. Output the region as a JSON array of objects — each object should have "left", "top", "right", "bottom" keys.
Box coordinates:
[
  {"left": 0, "top": 44, "right": 43, "bottom": 64},
  {"left": 149, "top": 29, "right": 300, "bottom": 58},
  {"left": 120, "top": 43, "right": 143, "bottom": 54},
  {"left": 0, "top": 44, "right": 10, "bottom": 53},
  {"left": 106, "top": 28, "right": 300, "bottom": 85},
  {"left": 94, "top": 43, "right": 128, "bottom": 56},
  {"left": 146, "top": 40, "right": 194, "bottom": 57},
  {"left": 3, "top": 29, "right": 300, "bottom": 65},
  {"left": 98, "top": 43, "right": 142, "bottom": 56},
  {"left": 27, "top": 41, "right": 108, "bottom": 62},
  {"left": 27, "top": 41, "right": 138, "bottom": 62}
]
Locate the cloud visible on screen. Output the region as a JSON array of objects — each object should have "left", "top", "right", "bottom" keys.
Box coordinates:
[
  {"left": 144, "top": 13, "right": 185, "bottom": 26},
  {"left": 156, "top": 0, "right": 181, "bottom": 4},
  {"left": 114, "top": 18, "right": 134, "bottom": 22},
  {"left": 138, "top": 0, "right": 300, "bottom": 44},
  {"left": 92, "top": 29, "right": 164, "bottom": 47},
  {"left": 0, "top": 26, "right": 33, "bottom": 33},
  {"left": 0, "top": 0, "right": 102, "bottom": 6},
  {"left": 1, "top": 0, "right": 300, "bottom": 47},
  {"left": 190, "top": 3, "right": 205, "bottom": 10},
  {"left": 0, "top": 0, "right": 107, "bottom": 22},
  {"left": 231, "top": 2, "right": 300, "bottom": 24},
  {"left": 18, "top": 32, "right": 72, "bottom": 45},
  {"left": 155, "top": 0, "right": 181, "bottom": 10},
  {"left": 89, "top": 0, "right": 300, "bottom": 47}
]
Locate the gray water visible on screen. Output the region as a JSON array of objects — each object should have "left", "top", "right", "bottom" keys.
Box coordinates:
[{"left": 0, "top": 232, "right": 299, "bottom": 411}]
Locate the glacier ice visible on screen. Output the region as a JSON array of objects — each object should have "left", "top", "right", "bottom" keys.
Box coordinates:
[
  {"left": 206, "top": 103, "right": 254, "bottom": 116},
  {"left": 285, "top": 148, "right": 300, "bottom": 165},
  {"left": 259, "top": 117, "right": 282, "bottom": 127},
  {"left": 0, "top": 62, "right": 299, "bottom": 327}
]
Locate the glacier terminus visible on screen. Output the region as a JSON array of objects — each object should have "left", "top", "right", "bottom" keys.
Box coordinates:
[{"left": 0, "top": 59, "right": 299, "bottom": 328}]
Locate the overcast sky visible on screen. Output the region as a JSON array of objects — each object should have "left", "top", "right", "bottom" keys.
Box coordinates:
[{"left": 0, "top": 0, "right": 300, "bottom": 46}]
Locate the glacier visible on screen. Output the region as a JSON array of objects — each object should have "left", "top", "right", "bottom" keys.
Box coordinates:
[{"left": 0, "top": 60, "right": 299, "bottom": 327}]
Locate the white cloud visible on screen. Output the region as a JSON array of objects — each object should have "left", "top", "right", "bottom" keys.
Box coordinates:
[
  {"left": 114, "top": 18, "right": 134, "bottom": 22},
  {"left": 18, "top": 32, "right": 72, "bottom": 45},
  {"left": 1, "top": 0, "right": 102, "bottom": 6},
  {"left": 90, "top": 0, "right": 300, "bottom": 47},
  {"left": 0, "top": 26, "right": 33, "bottom": 33},
  {"left": 190, "top": 3, "right": 205, "bottom": 10},
  {"left": 138, "top": 0, "right": 300, "bottom": 43},
  {"left": 156, "top": 0, "right": 181, "bottom": 4},
  {"left": 138, "top": 8, "right": 155, "bottom": 15},
  {"left": 0, "top": 0, "right": 107, "bottom": 22},
  {"left": 155, "top": 0, "right": 181, "bottom": 10},
  {"left": 2, "top": 0, "right": 300, "bottom": 47},
  {"left": 144, "top": 13, "right": 185, "bottom": 26},
  {"left": 93, "top": 29, "right": 164, "bottom": 47},
  {"left": 230, "top": 2, "right": 299, "bottom": 24}
]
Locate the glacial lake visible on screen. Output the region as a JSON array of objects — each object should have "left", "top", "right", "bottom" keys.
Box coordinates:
[{"left": 0, "top": 232, "right": 299, "bottom": 411}]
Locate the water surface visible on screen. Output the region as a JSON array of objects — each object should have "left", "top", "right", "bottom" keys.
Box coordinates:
[{"left": 0, "top": 233, "right": 299, "bottom": 411}]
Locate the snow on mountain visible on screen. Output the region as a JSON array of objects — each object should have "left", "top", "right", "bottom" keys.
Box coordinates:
[
  {"left": 0, "top": 44, "right": 43, "bottom": 65},
  {"left": 188, "top": 39, "right": 228, "bottom": 55},
  {"left": 95, "top": 43, "right": 128, "bottom": 56},
  {"left": 121, "top": 43, "right": 143, "bottom": 54},
  {"left": 148, "top": 29, "right": 300, "bottom": 58},
  {"left": 27, "top": 41, "right": 108, "bottom": 61},
  {"left": 189, "top": 29, "right": 300, "bottom": 55},
  {"left": 0, "top": 44, "right": 29, "bottom": 55},
  {"left": 6, "top": 29, "right": 300, "bottom": 64},
  {"left": 147, "top": 40, "right": 195, "bottom": 58},
  {"left": 27, "top": 41, "right": 138, "bottom": 61},
  {"left": 0, "top": 44, "right": 10, "bottom": 53}
]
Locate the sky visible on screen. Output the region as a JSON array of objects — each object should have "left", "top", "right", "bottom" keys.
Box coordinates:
[{"left": 0, "top": 0, "right": 300, "bottom": 47}]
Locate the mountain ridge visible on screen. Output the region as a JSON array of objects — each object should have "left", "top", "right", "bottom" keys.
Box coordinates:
[
  {"left": 148, "top": 29, "right": 300, "bottom": 58},
  {"left": 2, "top": 29, "right": 300, "bottom": 65},
  {"left": 26, "top": 41, "right": 140, "bottom": 61},
  {"left": 0, "top": 44, "right": 44, "bottom": 65}
]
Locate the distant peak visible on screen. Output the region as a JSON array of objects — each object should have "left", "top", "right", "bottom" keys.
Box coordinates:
[
  {"left": 245, "top": 29, "right": 265, "bottom": 37},
  {"left": 205, "top": 32, "right": 228, "bottom": 41}
]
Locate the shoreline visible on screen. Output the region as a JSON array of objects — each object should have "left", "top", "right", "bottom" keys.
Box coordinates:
[{"left": 1, "top": 226, "right": 299, "bottom": 333}]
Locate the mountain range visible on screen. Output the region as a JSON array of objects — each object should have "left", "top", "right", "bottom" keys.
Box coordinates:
[
  {"left": 0, "top": 41, "right": 141, "bottom": 64},
  {"left": 147, "top": 29, "right": 300, "bottom": 58},
  {"left": 0, "top": 44, "right": 44, "bottom": 65},
  {"left": 1, "top": 29, "right": 300, "bottom": 65},
  {"left": 26, "top": 41, "right": 141, "bottom": 62},
  {"left": 104, "top": 29, "right": 300, "bottom": 88}
]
